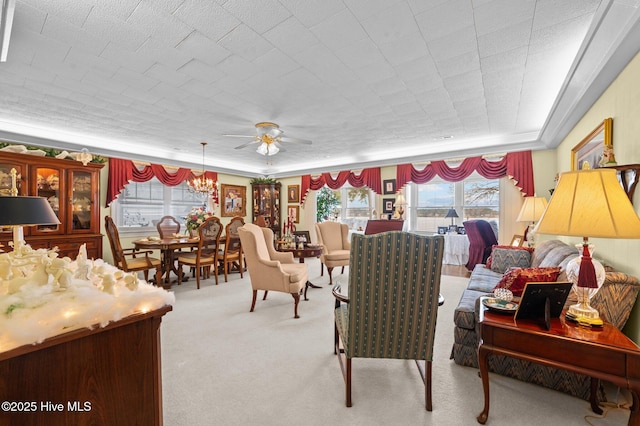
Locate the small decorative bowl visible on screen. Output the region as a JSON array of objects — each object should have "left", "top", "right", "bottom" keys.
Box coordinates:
[{"left": 493, "top": 288, "right": 513, "bottom": 302}]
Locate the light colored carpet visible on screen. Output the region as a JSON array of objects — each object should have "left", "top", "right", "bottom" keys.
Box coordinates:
[{"left": 161, "top": 258, "right": 631, "bottom": 425}]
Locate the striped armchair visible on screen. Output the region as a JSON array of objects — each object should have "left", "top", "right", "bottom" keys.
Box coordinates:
[{"left": 334, "top": 232, "right": 444, "bottom": 410}]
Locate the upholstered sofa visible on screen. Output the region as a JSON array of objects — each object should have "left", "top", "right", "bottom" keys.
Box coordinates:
[{"left": 451, "top": 239, "right": 640, "bottom": 400}]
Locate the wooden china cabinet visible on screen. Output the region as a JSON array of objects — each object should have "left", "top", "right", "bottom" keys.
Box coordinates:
[
  {"left": 251, "top": 182, "right": 282, "bottom": 238},
  {"left": 0, "top": 150, "right": 104, "bottom": 259}
]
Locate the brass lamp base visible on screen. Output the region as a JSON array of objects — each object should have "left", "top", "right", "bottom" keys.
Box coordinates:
[{"left": 565, "top": 303, "right": 603, "bottom": 327}]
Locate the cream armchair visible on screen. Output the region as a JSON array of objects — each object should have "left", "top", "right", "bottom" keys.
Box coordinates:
[
  {"left": 315, "top": 221, "right": 351, "bottom": 284},
  {"left": 238, "top": 223, "right": 308, "bottom": 319}
]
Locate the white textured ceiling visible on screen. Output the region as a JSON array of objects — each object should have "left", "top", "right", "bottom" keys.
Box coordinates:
[{"left": 0, "top": 0, "right": 639, "bottom": 177}]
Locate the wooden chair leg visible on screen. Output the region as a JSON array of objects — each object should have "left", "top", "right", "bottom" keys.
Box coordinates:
[
  {"left": 262, "top": 290, "right": 269, "bottom": 300},
  {"left": 292, "top": 292, "right": 300, "bottom": 319},
  {"left": 195, "top": 264, "right": 201, "bottom": 289},
  {"left": 250, "top": 290, "right": 258, "bottom": 312},
  {"left": 334, "top": 321, "right": 339, "bottom": 355},
  {"left": 143, "top": 270, "right": 149, "bottom": 281},
  {"left": 213, "top": 262, "right": 219, "bottom": 285},
  {"left": 224, "top": 260, "right": 229, "bottom": 282},
  {"left": 321, "top": 263, "right": 324, "bottom": 276},
  {"left": 328, "top": 267, "right": 334, "bottom": 284},
  {"left": 239, "top": 258, "right": 244, "bottom": 278},
  {"left": 426, "top": 360, "right": 432, "bottom": 411},
  {"left": 341, "top": 266, "right": 345, "bottom": 274}
]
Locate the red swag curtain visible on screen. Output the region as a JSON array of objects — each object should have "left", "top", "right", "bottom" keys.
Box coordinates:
[
  {"left": 106, "top": 158, "right": 219, "bottom": 207},
  {"left": 300, "top": 167, "right": 381, "bottom": 204},
  {"left": 396, "top": 151, "right": 534, "bottom": 196}
]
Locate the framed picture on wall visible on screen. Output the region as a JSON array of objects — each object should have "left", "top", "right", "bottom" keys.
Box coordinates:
[
  {"left": 571, "top": 117, "right": 613, "bottom": 170},
  {"left": 287, "top": 205, "right": 300, "bottom": 223},
  {"left": 220, "top": 184, "right": 246, "bottom": 217},
  {"left": 383, "top": 179, "right": 396, "bottom": 194},
  {"left": 287, "top": 185, "right": 300, "bottom": 203},
  {"left": 382, "top": 198, "right": 395, "bottom": 214}
]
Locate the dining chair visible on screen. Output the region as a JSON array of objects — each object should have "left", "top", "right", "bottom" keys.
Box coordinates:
[
  {"left": 104, "top": 216, "right": 163, "bottom": 284},
  {"left": 315, "top": 221, "right": 350, "bottom": 284},
  {"left": 175, "top": 216, "right": 223, "bottom": 289},
  {"left": 238, "top": 223, "right": 307, "bottom": 318},
  {"left": 333, "top": 232, "right": 444, "bottom": 409},
  {"left": 219, "top": 216, "right": 245, "bottom": 282},
  {"left": 156, "top": 215, "right": 181, "bottom": 238}
]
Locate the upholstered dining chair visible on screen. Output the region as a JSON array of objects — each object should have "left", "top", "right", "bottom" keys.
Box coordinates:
[
  {"left": 219, "top": 216, "right": 245, "bottom": 282},
  {"left": 238, "top": 223, "right": 308, "bottom": 319},
  {"left": 156, "top": 215, "right": 181, "bottom": 239},
  {"left": 334, "top": 232, "right": 444, "bottom": 410},
  {"left": 104, "top": 216, "right": 163, "bottom": 284},
  {"left": 463, "top": 219, "right": 498, "bottom": 271},
  {"left": 176, "top": 216, "right": 223, "bottom": 289},
  {"left": 314, "top": 221, "right": 350, "bottom": 284}
]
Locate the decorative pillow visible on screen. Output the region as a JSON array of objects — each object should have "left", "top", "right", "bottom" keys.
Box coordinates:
[
  {"left": 485, "top": 245, "right": 534, "bottom": 269},
  {"left": 489, "top": 248, "right": 532, "bottom": 274},
  {"left": 493, "top": 266, "right": 562, "bottom": 297}
]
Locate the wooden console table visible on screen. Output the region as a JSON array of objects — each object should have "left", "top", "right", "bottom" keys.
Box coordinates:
[
  {"left": 476, "top": 304, "right": 640, "bottom": 425},
  {"left": 0, "top": 305, "right": 172, "bottom": 426}
]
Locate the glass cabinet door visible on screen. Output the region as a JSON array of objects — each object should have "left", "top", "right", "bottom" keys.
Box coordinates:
[
  {"left": 69, "top": 169, "right": 95, "bottom": 232},
  {"left": 0, "top": 162, "right": 26, "bottom": 237},
  {"left": 32, "top": 167, "right": 63, "bottom": 234}
]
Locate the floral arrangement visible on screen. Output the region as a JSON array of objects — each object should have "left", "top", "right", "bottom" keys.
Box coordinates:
[{"left": 185, "top": 206, "right": 214, "bottom": 232}]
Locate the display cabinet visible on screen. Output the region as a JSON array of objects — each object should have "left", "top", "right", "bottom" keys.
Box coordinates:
[
  {"left": 251, "top": 182, "right": 281, "bottom": 238},
  {"left": 0, "top": 151, "right": 104, "bottom": 259}
]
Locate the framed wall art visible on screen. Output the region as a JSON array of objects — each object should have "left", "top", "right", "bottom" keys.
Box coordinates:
[
  {"left": 287, "top": 184, "right": 300, "bottom": 203},
  {"left": 571, "top": 117, "right": 613, "bottom": 171},
  {"left": 383, "top": 179, "right": 396, "bottom": 194},
  {"left": 287, "top": 205, "right": 300, "bottom": 223},
  {"left": 220, "top": 184, "right": 246, "bottom": 217},
  {"left": 382, "top": 198, "right": 395, "bottom": 214}
]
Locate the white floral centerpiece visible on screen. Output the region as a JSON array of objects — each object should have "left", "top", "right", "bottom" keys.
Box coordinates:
[
  {"left": 0, "top": 244, "right": 175, "bottom": 352},
  {"left": 185, "top": 206, "right": 214, "bottom": 233}
]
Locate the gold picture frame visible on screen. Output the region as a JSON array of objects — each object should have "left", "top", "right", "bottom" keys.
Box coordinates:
[
  {"left": 220, "top": 184, "right": 246, "bottom": 217},
  {"left": 287, "top": 205, "right": 300, "bottom": 223},
  {"left": 287, "top": 184, "right": 300, "bottom": 203},
  {"left": 571, "top": 117, "right": 613, "bottom": 171},
  {"left": 510, "top": 234, "right": 524, "bottom": 247}
]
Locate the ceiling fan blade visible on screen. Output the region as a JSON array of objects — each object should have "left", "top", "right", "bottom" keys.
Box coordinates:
[
  {"left": 274, "top": 142, "right": 286, "bottom": 152},
  {"left": 234, "top": 140, "right": 260, "bottom": 149},
  {"left": 279, "top": 136, "right": 312, "bottom": 145},
  {"left": 222, "top": 134, "right": 257, "bottom": 139}
]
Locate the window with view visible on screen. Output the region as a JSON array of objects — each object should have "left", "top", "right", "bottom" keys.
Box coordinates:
[
  {"left": 409, "top": 173, "right": 499, "bottom": 232},
  {"left": 316, "top": 186, "right": 372, "bottom": 230},
  {"left": 111, "top": 178, "right": 205, "bottom": 233}
]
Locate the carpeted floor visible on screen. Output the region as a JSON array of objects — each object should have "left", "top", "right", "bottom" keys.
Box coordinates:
[{"left": 161, "top": 258, "right": 631, "bottom": 425}]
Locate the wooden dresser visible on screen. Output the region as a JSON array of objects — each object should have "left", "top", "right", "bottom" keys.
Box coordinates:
[{"left": 0, "top": 150, "right": 104, "bottom": 259}]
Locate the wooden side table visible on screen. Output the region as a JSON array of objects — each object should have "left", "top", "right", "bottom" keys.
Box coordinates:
[
  {"left": 278, "top": 245, "right": 323, "bottom": 300},
  {"left": 476, "top": 301, "right": 640, "bottom": 425}
]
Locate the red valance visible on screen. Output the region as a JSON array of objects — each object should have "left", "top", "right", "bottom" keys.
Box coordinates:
[
  {"left": 396, "top": 151, "right": 534, "bottom": 196},
  {"left": 300, "top": 167, "right": 381, "bottom": 204},
  {"left": 106, "top": 158, "right": 218, "bottom": 206}
]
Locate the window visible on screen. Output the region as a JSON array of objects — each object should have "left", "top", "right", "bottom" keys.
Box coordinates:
[
  {"left": 317, "top": 186, "right": 372, "bottom": 230},
  {"left": 111, "top": 177, "right": 205, "bottom": 234},
  {"left": 408, "top": 173, "right": 499, "bottom": 232}
]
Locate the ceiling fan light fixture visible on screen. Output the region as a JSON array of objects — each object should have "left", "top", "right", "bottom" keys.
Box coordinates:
[
  {"left": 255, "top": 121, "right": 281, "bottom": 137},
  {"left": 257, "top": 141, "right": 279, "bottom": 156}
]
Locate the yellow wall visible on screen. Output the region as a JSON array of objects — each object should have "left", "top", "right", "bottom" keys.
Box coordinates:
[{"left": 554, "top": 51, "right": 640, "bottom": 343}]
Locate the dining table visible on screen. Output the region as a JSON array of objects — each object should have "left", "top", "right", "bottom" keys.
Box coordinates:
[{"left": 133, "top": 237, "right": 200, "bottom": 287}]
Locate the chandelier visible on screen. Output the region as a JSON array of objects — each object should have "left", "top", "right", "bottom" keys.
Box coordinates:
[{"left": 188, "top": 142, "right": 218, "bottom": 199}]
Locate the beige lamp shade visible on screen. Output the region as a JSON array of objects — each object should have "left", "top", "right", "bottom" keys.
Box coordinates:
[
  {"left": 516, "top": 196, "right": 548, "bottom": 222},
  {"left": 534, "top": 168, "right": 640, "bottom": 238}
]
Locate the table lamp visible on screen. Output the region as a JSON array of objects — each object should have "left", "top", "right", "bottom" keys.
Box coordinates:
[
  {"left": 0, "top": 168, "right": 60, "bottom": 249},
  {"left": 534, "top": 168, "right": 640, "bottom": 324},
  {"left": 395, "top": 193, "right": 406, "bottom": 219},
  {"left": 445, "top": 208, "right": 458, "bottom": 226},
  {"left": 516, "top": 196, "right": 548, "bottom": 247}
]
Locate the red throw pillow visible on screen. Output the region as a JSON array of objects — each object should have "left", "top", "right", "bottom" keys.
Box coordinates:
[
  {"left": 485, "top": 245, "right": 534, "bottom": 269},
  {"left": 493, "top": 267, "right": 561, "bottom": 297}
]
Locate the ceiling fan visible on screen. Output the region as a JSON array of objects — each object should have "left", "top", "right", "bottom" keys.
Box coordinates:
[{"left": 223, "top": 122, "right": 312, "bottom": 156}]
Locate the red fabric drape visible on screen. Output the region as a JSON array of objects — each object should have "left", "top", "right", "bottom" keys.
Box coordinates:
[
  {"left": 106, "top": 158, "right": 219, "bottom": 206},
  {"left": 395, "top": 151, "right": 534, "bottom": 196},
  {"left": 300, "top": 167, "right": 381, "bottom": 204}
]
